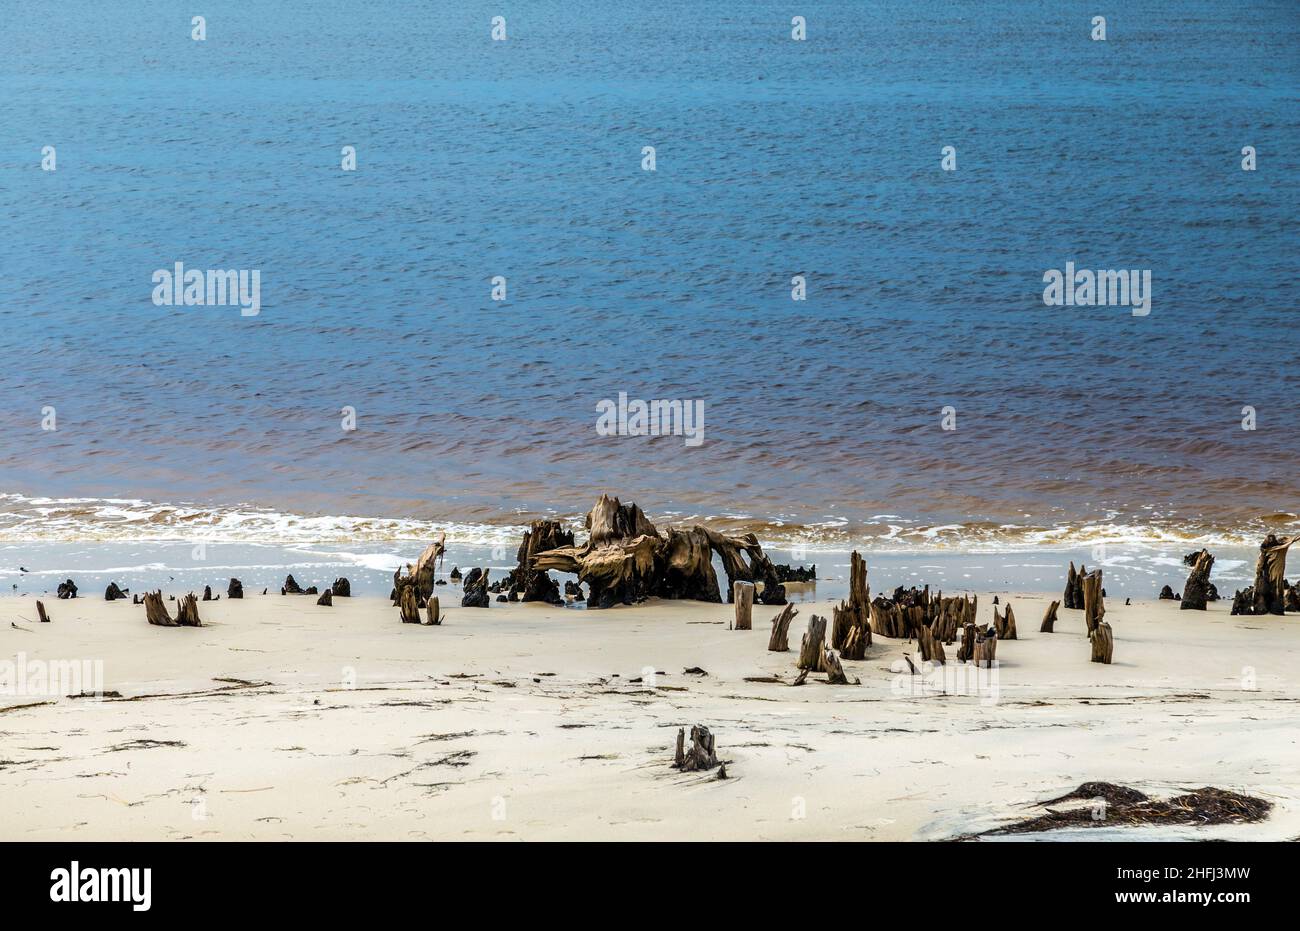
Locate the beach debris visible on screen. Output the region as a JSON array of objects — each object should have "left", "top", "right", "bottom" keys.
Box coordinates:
[
  {"left": 767, "top": 603, "right": 797, "bottom": 652},
  {"left": 423, "top": 596, "right": 443, "bottom": 626},
  {"left": 733, "top": 581, "right": 755, "bottom": 630},
  {"left": 36, "top": 601, "right": 50, "bottom": 623},
  {"left": 56, "top": 579, "right": 78, "bottom": 600},
  {"left": 868, "top": 584, "right": 972, "bottom": 642},
  {"left": 460, "top": 568, "right": 491, "bottom": 608},
  {"left": 144, "top": 591, "right": 201, "bottom": 627},
  {"left": 398, "top": 585, "right": 421, "bottom": 623},
  {"left": 302, "top": 586, "right": 318, "bottom": 595},
  {"left": 449, "top": 566, "right": 462, "bottom": 582},
  {"left": 132, "top": 593, "right": 140, "bottom": 604},
  {"left": 973, "top": 625, "right": 998, "bottom": 668},
  {"left": 978, "top": 783, "right": 1270, "bottom": 837},
  {"left": 902, "top": 653, "right": 919, "bottom": 674},
  {"left": 1158, "top": 585, "right": 1177, "bottom": 600},
  {"left": 994, "top": 602, "right": 1017, "bottom": 640},
  {"left": 1090, "top": 620, "right": 1114, "bottom": 664},
  {"left": 672, "top": 725, "right": 719, "bottom": 773},
  {"left": 683, "top": 666, "right": 708, "bottom": 675},
  {"left": 261, "top": 588, "right": 267, "bottom": 595},
  {"left": 1125, "top": 597, "right": 1131, "bottom": 605},
  {"left": 331, "top": 577, "right": 351, "bottom": 597},
  {"left": 797, "top": 615, "right": 828, "bottom": 672},
  {"left": 530, "top": 494, "right": 787, "bottom": 609},
  {"left": 228, "top": 578, "right": 243, "bottom": 599},
  {"left": 822, "top": 647, "right": 858, "bottom": 685},
  {"left": 202, "top": 585, "right": 213, "bottom": 601},
  {"left": 1040, "top": 600, "right": 1059, "bottom": 632},
  {"left": 1082, "top": 569, "right": 1105, "bottom": 635},
  {"left": 316, "top": 589, "right": 332, "bottom": 606},
  {"left": 564, "top": 580, "right": 585, "bottom": 602},
  {"left": 992, "top": 595, "right": 999, "bottom": 605},
  {"left": 1063, "top": 562, "right": 1085, "bottom": 610},
  {"left": 831, "top": 551, "right": 871, "bottom": 658},
  {"left": 495, "top": 594, "right": 507, "bottom": 602},
  {"left": 773, "top": 563, "right": 816, "bottom": 582},
  {"left": 1180, "top": 549, "right": 1215, "bottom": 610},
  {"left": 104, "top": 582, "right": 128, "bottom": 601},
  {"left": 281, "top": 575, "right": 303, "bottom": 595}
]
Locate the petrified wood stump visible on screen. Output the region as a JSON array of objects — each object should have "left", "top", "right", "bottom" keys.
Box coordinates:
[
  {"left": 733, "top": 581, "right": 754, "bottom": 630},
  {"left": 673, "top": 725, "right": 719, "bottom": 772},
  {"left": 1063, "top": 562, "right": 1085, "bottom": 610},
  {"left": 1040, "top": 600, "right": 1059, "bottom": 632},
  {"left": 1180, "top": 549, "right": 1215, "bottom": 611},
  {"left": 798, "top": 614, "right": 828, "bottom": 672},
  {"left": 1091, "top": 620, "right": 1114, "bottom": 664},
  {"left": 768, "top": 603, "right": 797, "bottom": 651}
]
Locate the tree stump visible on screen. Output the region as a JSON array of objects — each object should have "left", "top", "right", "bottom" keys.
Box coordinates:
[
  {"left": 331, "top": 577, "right": 351, "bottom": 597},
  {"left": 1251, "top": 535, "right": 1295, "bottom": 615},
  {"left": 145, "top": 591, "right": 201, "bottom": 627},
  {"left": 460, "top": 568, "right": 491, "bottom": 608},
  {"left": 798, "top": 615, "right": 828, "bottom": 671},
  {"left": 973, "top": 626, "right": 998, "bottom": 668},
  {"left": 36, "top": 600, "right": 49, "bottom": 623},
  {"left": 822, "top": 647, "right": 853, "bottom": 684},
  {"left": 1090, "top": 620, "right": 1114, "bottom": 664},
  {"left": 1081, "top": 569, "right": 1105, "bottom": 635},
  {"left": 1063, "top": 562, "right": 1085, "bottom": 610},
  {"left": 57, "top": 579, "right": 78, "bottom": 600},
  {"left": 767, "top": 603, "right": 797, "bottom": 651},
  {"left": 424, "top": 596, "right": 442, "bottom": 626},
  {"left": 202, "top": 585, "right": 213, "bottom": 602},
  {"left": 228, "top": 578, "right": 243, "bottom": 599},
  {"left": 918, "top": 624, "right": 946, "bottom": 664},
  {"left": 1180, "top": 549, "right": 1215, "bottom": 610},
  {"left": 673, "top": 725, "right": 719, "bottom": 772},
  {"left": 1040, "top": 600, "right": 1059, "bottom": 632},
  {"left": 512, "top": 520, "right": 572, "bottom": 605},
  {"left": 995, "top": 603, "right": 1017, "bottom": 640},
  {"left": 733, "top": 581, "right": 755, "bottom": 630},
  {"left": 316, "top": 589, "right": 332, "bottom": 606},
  {"left": 104, "top": 582, "right": 127, "bottom": 601},
  {"left": 399, "top": 586, "right": 421, "bottom": 623},
  {"left": 956, "top": 622, "right": 976, "bottom": 662}
]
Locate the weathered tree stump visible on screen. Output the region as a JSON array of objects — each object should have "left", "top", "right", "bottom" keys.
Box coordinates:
[
  {"left": 1081, "top": 569, "right": 1105, "bottom": 635},
  {"left": 316, "top": 589, "right": 332, "bottom": 606},
  {"left": 1090, "top": 620, "right": 1114, "bottom": 664},
  {"left": 282, "top": 575, "right": 303, "bottom": 595},
  {"left": 973, "top": 626, "right": 998, "bottom": 668},
  {"left": 202, "top": 585, "right": 213, "bottom": 602},
  {"left": 733, "top": 581, "right": 755, "bottom": 630},
  {"left": 145, "top": 591, "right": 201, "bottom": 627},
  {"left": 822, "top": 647, "right": 854, "bottom": 684},
  {"left": 831, "top": 550, "right": 871, "bottom": 658},
  {"left": 673, "top": 725, "right": 719, "bottom": 772},
  {"left": 1251, "top": 534, "right": 1295, "bottom": 615},
  {"left": 512, "top": 520, "right": 572, "bottom": 605},
  {"left": 1180, "top": 549, "right": 1215, "bottom": 610},
  {"left": 918, "top": 624, "right": 946, "bottom": 664},
  {"left": 36, "top": 600, "right": 49, "bottom": 623},
  {"left": 331, "top": 577, "right": 351, "bottom": 597},
  {"left": 57, "top": 579, "right": 77, "bottom": 600},
  {"left": 1040, "top": 600, "right": 1059, "bottom": 632},
  {"left": 767, "top": 603, "right": 797, "bottom": 651},
  {"left": 994, "top": 603, "right": 1017, "bottom": 640},
  {"left": 424, "top": 596, "right": 442, "bottom": 625},
  {"left": 956, "top": 622, "right": 976, "bottom": 662},
  {"left": 460, "top": 568, "right": 491, "bottom": 608},
  {"left": 399, "top": 585, "right": 421, "bottom": 623},
  {"left": 1063, "top": 562, "right": 1085, "bottom": 610},
  {"left": 104, "top": 582, "right": 127, "bottom": 601},
  {"left": 228, "top": 578, "right": 243, "bottom": 599},
  {"left": 798, "top": 615, "right": 828, "bottom": 671}
]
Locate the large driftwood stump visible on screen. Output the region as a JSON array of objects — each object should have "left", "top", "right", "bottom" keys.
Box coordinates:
[
  {"left": 36, "top": 600, "right": 49, "bottom": 623},
  {"left": 512, "top": 520, "right": 572, "bottom": 605},
  {"left": 831, "top": 550, "right": 871, "bottom": 658},
  {"left": 1081, "top": 569, "right": 1105, "bottom": 635},
  {"left": 973, "top": 626, "right": 998, "bottom": 668},
  {"left": 282, "top": 575, "right": 303, "bottom": 595},
  {"left": 1091, "top": 620, "right": 1114, "bottom": 663},
  {"left": 798, "top": 615, "right": 828, "bottom": 671},
  {"left": 1040, "top": 600, "right": 1059, "bottom": 632},
  {"left": 399, "top": 586, "right": 421, "bottom": 623},
  {"left": 461, "top": 568, "right": 491, "bottom": 608},
  {"left": 316, "top": 589, "right": 333, "bottom": 606},
  {"left": 105, "top": 582, "right": 127, "bottom": 601},
  {"left": 1180, "top": 549, "right": 1215, "bottom": 611},
  {"left": 531, "top": 495, "right": 787, "bottom": 608},
  {"left": 1063, "top": 562, "right": 1085, "bottom": 610},
  {"left": 918, "top": 624, "right": 946, "bottom": 664},
  {"left": 228, "top": 578, "right": 243, "bottom": 599},
  {"left": 410, "top": 534, "right": 447, "bottom": 601},
  {"left": 956, "top": 622, "right": 976, "bottom": 662},
  {"left": 768, "top": 603, "right": 797, "bottom": 651},
  {"left": 673, "top": 725, "right": 719, "bottom": 772},
  {"left": 733, "top": 581, "right": 755, "bottom": 630},
  {"left": 424, "top": 596, "right": 442, "bottom": 626},
  {"left": 994, "top": 603, "right": 1017, "bottom": 640},
  {"left": 144, "top": 591, "right": 201, "bottom": 627},
  {"left": 1252, "top": 534, "right": 1295, "bottom": 615}
]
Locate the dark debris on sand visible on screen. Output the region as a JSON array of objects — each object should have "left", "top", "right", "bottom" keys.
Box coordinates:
[{"left": 979, "top": 782, "right": 1271, "bottom": 837}]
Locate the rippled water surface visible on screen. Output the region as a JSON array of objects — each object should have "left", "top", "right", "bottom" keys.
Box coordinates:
[{"left": 1, "top": 1, "right": 1297, "bottom": 548}]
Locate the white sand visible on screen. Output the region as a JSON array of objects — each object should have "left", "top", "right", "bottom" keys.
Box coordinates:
[{"left": 1, "top": 592, "right": 1298, "bottom": 840}]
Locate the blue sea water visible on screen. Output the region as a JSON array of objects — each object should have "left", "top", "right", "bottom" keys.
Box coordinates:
[{"left": 0, "top": 1, "right": 1297, "bottom": 554}]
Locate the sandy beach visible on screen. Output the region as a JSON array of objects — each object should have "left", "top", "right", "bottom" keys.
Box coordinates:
[{"left": 2, "top": 590, "right": 1297, "bottom": 841}]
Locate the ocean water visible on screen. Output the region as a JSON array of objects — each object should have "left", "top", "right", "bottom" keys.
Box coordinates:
[{"left": 1, "top": 1, "right": 1297, "bottom": 557}]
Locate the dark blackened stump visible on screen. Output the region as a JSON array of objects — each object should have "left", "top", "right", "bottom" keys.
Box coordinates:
[
  {"left": 973, "top": 626, "right": 998, "bottom": 668},
  {"left": 1063, "top": 562, "right": 1085, "bottom": 610},
  {"left": 514, "top": 520, "right": 572, "bottom": 605},
  {"left": 1180, "top": 549, "right": 1215, "bottom": 610},
  {"left": 672, "top": 726, "right": 719, "bottom": 773},
  {"left": 36, "top": 601, "right": 50, "bottom": 623},
  {"left": 202, "top": 585, "right": 213, "bottom": 601},
  {"left": 282, "top": 575, "right": 303, "bottom": 595},
  {"left": 316, "top": 589, "right": 332, "bottom": 606},
  {"left": 331, "top": 577, "right": 351, "bottom": 597},
  {"left": 57, "top": 579, "right": 78, "bottom": 600},
  {"left": 228, "top": 578, "right": 244, "bottom": 599},
  {"left": 461, "top": 568, "right": 491, "bottom": 608},
  {"left": 105, "top": 582, "right": 127, "bottom": 601},
  {"left": 1158, "top": 585, "right": 1177, "bottom": 600},
  {"left": 1040, "top": 600, "right": 1059, "bottom": 632},
  {"left": 1252, "top": 535, "right": 1295, "bottom": 615},
  {"left": 767, "top": 603, "right": 797, "bottom": 651}
]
